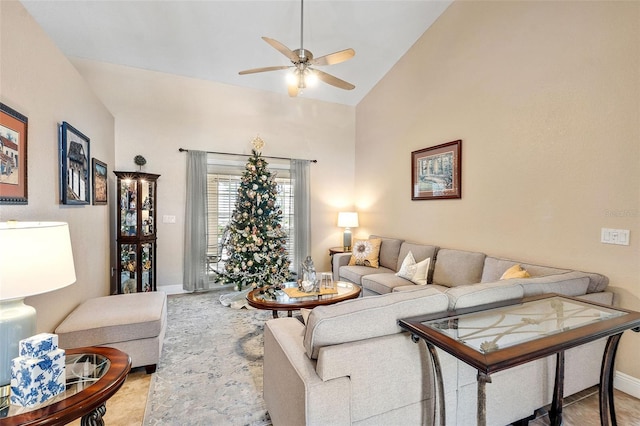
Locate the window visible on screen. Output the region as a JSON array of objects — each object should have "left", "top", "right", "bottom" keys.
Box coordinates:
[{"left": 206, "top": 156, "right": 295, "bottom": 278}]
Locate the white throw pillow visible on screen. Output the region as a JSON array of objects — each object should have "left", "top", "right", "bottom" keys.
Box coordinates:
[{"left": 396, "top": 252, "right": 431, "bottom": 285}]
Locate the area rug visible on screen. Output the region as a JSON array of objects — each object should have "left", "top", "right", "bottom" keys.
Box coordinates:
[{"left": 143, "top": 288, "right": 273, "bottom": 425}]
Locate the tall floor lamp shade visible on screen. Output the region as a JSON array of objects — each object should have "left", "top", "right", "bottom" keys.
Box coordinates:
[
  {"left": 337, "top": 212, "right": 359, "bottom": 251},
  {"left": 0, "top": 222, "right": 76, "bottom": 399}
]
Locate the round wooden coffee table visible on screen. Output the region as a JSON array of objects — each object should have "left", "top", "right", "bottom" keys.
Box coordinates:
[
  {"left": 2, "top": 346, "right": 131, "bottom": 426},
  {"left": 246, "top": 281, "right": 361, "bottom": 318}
]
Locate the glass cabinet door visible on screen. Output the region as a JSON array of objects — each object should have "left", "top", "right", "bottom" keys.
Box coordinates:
[
  {"left": 114, "top": 171, "right": 160, "bottom": 294},
  {"left": 141, "top": 242, "right": 154, "bottom": 292},
  {"left": 140, "top": 179, "right": 155, "bottom": 237},
  {"left": 120, "top": 243, "right": 137, "bottom": 293},
  {"left": 120, "top": 179, "right": 138, "bottom": 237}
]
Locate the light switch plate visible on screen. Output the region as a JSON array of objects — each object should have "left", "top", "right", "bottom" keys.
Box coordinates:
[{"left": 601, "top": 228, "right": 630, "bottom": 246}]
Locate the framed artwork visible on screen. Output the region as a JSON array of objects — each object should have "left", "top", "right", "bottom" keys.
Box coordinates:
[
  {"left": 411, "top": 140, "right": 462, "bottom": 200},
  {"left": 59, "top": 121, "right": 90, "bottom": 205},
  {"left": 92, "top": 158, "right": 108, "bottom": 205},
  {"left": 0, "top": 103, "right": 28, "bottom": 204}
]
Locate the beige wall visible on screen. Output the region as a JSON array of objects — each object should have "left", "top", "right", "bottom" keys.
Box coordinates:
[
  {"left": 357, "top": 1, "right": 640, "bottom": 382},
  {"left": 0, "top": 2, "right": 115, "bottom": 332},
  {"left": 70, "top": 59, "right": 356, "bottom": 287}
]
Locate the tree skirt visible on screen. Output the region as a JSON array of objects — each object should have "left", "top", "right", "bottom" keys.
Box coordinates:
[
  {"left": 219, "top": 287, "right": 252, "bottom": 310},
  {"left": 143, "top": 289, "right": 272, "bottom": 425}
]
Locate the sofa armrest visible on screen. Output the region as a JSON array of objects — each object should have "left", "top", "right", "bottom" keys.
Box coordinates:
[
  {"left": 316, "top": 332, "right": 449, "bottom": 424},
  {"left": 332, "top": 252, "right": 352, "bottom": 281},
  {"left": 264, "top": 318, "right": 351, "bottom": 425}
]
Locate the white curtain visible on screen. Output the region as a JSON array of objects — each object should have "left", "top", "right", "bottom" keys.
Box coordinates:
[
  {"left": 183, "top": 150, "right": 209, "bottom": 291},
  {"left": 291, "top": 159, "right": 311, "bottom": 276}
]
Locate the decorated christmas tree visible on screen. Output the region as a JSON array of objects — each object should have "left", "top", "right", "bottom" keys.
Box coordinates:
[{"left": 219, "top": 137, "right": 293, "bottom": 291}]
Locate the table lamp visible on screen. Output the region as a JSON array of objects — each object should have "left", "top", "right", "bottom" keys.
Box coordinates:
[
  {"left": 337, "top": 212, "right": 359, "bottom": 251},
  {"left": 0, "top": 222, "right": 76, "bottom": 403}
]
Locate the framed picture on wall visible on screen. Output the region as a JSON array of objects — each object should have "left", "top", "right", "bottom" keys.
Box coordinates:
[
  {"left": 92, "top": 158, "right": 108, "bottom": 205},
  {"left": 0, "top": 103, "right": 28, "bottom": 205},
  {"left": 411, "top": 140, "right": 462, "bottom": 200},
  {"left": 59, "top": 121, "right": 90, "bottom": 205}
]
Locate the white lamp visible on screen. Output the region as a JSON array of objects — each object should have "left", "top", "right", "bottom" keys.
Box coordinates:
[
  {"left": 337, "top": 212, "right": 359, "bottom": 251},
  {"left": 0, "top": 222, "right": 76, "bottom": 400}
]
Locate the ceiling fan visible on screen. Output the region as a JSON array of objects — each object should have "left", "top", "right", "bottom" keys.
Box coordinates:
[{"left": 238, "top": 0, "right": 355, "bottom": 97}]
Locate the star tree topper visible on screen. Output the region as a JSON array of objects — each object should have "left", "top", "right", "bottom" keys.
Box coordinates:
[{"left": 252, "top": 135, "right": 265, "bottom": 153}]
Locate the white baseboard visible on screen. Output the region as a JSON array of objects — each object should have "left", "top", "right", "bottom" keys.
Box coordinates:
[
  {"left": 157, "top": 283, "right": 235, "bottom": 295},
  {"left": 157, "top": 284, "right": 187, "bottom": 295},
  {"left": 615, "top": 371, "right": 640, "bottom": 399}
]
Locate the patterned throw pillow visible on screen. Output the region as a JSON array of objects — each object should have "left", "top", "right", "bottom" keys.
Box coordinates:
[
  {"left": 348, "top": 238, "right": 382, "bottom": 268},
  {"left": 500, "top": 264, "right": 531, "bottom": 280},
  {"left": 396, "top": 251, "right": 431, "bottom": 285}
]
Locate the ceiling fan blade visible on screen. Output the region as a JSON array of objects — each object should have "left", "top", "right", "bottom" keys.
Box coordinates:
[
  {"left": 310, "top": 48, "right": 355, "bottom": 66},
  {"left": 262, "top": 37, "right": 299, "bottom": 63},
  {"left": 314, "top": 69, "right": 355, "bottom": 90},
  {"left": 239, "top": 65, "right": 292, "bottom": 75}
]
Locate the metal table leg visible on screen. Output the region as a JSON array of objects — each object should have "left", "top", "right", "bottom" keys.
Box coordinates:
[
  {"left": 549, "top": 350, "right": 565, "bottom": 426},
  {"left": 412, "top": 335, "right": 446, "bottom": 426},
  {"left": 600, "top": 333, "right": 623, "bottom": 426},
  {"left": 477, "top": 371, "right": 491, "bottom": 426}
]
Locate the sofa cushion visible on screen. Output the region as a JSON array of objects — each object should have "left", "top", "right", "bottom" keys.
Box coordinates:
[
  {"left": 444, "top": 281, "right": 524, "bottom": 310},
  {"left": 481, "top": 257, "right": 569, "bottom": 283},
  {"left": 397, "top": 243, "right": 438, "bottom": 277},
  {"left": 481, "top": 257, "right": 609, "bottom": 293},
  {"left": 55, "top": 292, "right": 167, "bottom": 348},
  {"left": 362, "top": 273, "right": 413, "bottom": 295},
  {"left": 303, "top": 287, "right": 449, "bottom": 359},
  {"left": 349, "top": 238, "right": 382, "bottom": 268},
  {"left": 510, "top": 271, "right": 590, "bottom": 297},
  {"left": 340, "top": 265, "right": 395, "bottom": 285},
  {"left": 370, "top": 235, "right": 404, "bottom": 270},
  {"left": 432, "top": 249, "right": 486, "bottom": 287}
]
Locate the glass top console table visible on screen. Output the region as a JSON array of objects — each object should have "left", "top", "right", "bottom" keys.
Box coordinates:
[
  {"left": 399, "top": 294, "right": 640, "bottom": 426},
  {"left": 1, "top": 346, "right": 131, "bottom": 426}
]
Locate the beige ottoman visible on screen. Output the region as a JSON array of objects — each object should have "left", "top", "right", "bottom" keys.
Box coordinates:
[{"left": 55, "top": 292, "right": 167, "bottom": 373}]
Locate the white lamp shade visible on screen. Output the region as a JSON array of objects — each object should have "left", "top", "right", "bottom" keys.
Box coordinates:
[
  {"left": 0, "top": 222, "right": 76, "bottom": 300},
  {"left": 337, "top": 212, "right": 359, "bottom": 228}
]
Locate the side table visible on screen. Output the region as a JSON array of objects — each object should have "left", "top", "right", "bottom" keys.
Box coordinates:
[
  {"left": 329, "top": 247, "right": 350, "bottom": 273},
  {"left": 328, "top": 246, "right": 349, "bottom": 256},
  {"left": 399, "top": 294, "right": 640, "bottom": 426},
  {"left": 1, "top": 346, "right": 131, "bottom": 426}
]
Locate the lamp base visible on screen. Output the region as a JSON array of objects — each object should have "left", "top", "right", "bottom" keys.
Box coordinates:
[
  {"left": 0, "top": 299, "right": 37, "bottom": 389},
  {"left": 343, "top": 228, "right": 352, "bottom": 252}
]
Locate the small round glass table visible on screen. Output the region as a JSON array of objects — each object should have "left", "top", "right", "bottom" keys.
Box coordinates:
[
  {"left": 0, "top": 346, "right": 131, "bottom": 426},
  {"left": 246, "top": 281, "right": 361, "bottom": 318}
]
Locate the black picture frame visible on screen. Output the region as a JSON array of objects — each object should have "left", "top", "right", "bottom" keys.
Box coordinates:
[
  {"left": 92, "top": 158, "right": 108, "bottom": 205},
  {"left": 60, "top": 122, "right": 90, "bottom": 205},
  {"left": 411, "top": 140, "right": 462, "bottom": 200},
  {"left": 0, "top": 103, "right": 28, "bottom": 204}
]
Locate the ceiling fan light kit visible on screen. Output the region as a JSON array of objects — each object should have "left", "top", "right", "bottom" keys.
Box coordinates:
[{"left": 239, "top": 0, "right": 355, "bottom": 97}]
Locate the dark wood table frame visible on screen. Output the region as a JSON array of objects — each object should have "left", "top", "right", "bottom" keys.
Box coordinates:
[
  {"left": 246, "top": 283, "right": 361, "bottom": 318},
  {"left": 1, "top": 346, "right": 131, "bottom": 426},
  {"left": 399, "top": 294, "right": 640, "bottom": 426}
]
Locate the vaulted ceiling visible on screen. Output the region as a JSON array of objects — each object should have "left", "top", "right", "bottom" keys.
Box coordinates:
[{"left": 20, "top": 1, "right": 451, "bottom": 106}]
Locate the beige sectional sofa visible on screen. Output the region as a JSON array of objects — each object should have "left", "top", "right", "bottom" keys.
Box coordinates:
[{"left": 263, "top": 236, "right": 612, "bottom": 425}]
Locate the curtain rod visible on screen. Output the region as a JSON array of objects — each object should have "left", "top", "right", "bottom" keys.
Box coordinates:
[{"left": 178, "top": 148, "right": 317, "bottom": 163}]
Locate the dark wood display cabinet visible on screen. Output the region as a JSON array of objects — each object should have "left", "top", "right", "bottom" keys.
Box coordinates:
[{"left": 114, "top": 171, "right": 160, "bottom": 293}]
